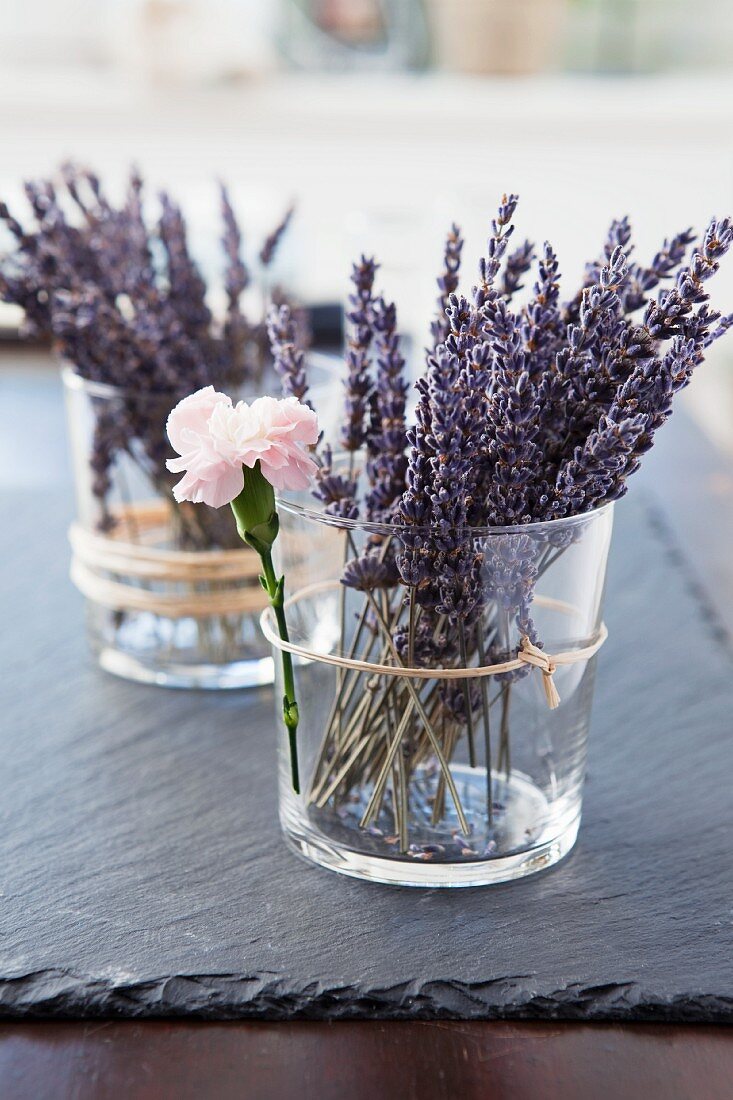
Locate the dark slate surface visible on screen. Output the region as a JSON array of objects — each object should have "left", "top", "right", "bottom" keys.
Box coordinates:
[{"left": 1, "top": 490, "right": 732, "bottom": 1022}]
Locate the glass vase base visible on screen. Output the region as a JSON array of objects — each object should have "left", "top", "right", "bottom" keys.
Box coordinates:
[
  {"left": 281, "top": 766, "right": 581, "bottom": 888},
  {"left": 96, "top": 646, "right": 275, "bottom": 690}
]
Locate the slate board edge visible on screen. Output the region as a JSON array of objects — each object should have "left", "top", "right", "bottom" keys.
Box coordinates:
[{"left": 0, "top": 969, "right": 731, "bottom": 1023}]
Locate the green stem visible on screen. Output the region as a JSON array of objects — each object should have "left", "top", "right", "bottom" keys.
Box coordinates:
[{"left": 260, "top": 548, "right": 300, "bottom": 794}]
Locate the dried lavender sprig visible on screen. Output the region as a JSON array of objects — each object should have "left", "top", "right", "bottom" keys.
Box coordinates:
[
  {"left": 644, "top": 218, "right": 733, "bottom": 343},
  {"left": 430, "top": 223, "right": 464, "bottom": 347},
  {"left": 219, "top": 183, "right": 250, "bottom": 378},
  {"left": 365, "top": 296, "right": 409, "bottom": 523},
  {"left": 158, "top": 192, "right": 212, "bottom": 339},
  {"left": 567, "top": 245, "right": 629, "bottom": 366},
  {"left": 475, "top": 193, "right": 520, "bottom": 318},
  {"left": 602, "top": 335, "right": 699, "bottom": 493},
  {"left": 582, "top": 221, "right": 733, "bottom": 425},
  {"left": 0, "top": 163, "right": 297, "bottom": 544},
  {"left": 702, "top": 310, "right": 733, "bottom": 348},
  {"left": 397, "top": 382, "right": 436, "bottom": 594},
  {"left": 522, "top": 241, "right": 563, "bottom": 378},
  {"left": 424, "top": 342, "right": 482, "bottom": 621},
  {"left": 342, "top": 552, "right": 392, "bottom": 592},
  {"left": 267, "top": 302, "right": 310, "bottom": 406},
  {"left": 443, "top": 295, "right": 494, "bottom": 526},
  {"left": 564, "top": 216, "right": 632, "bottom": 325},
  {"left": 313, "top": 444, "right": 359, "bottom": 521},
  {"left": 500, "top": 238, "right": 535, "bottom": 302},
  {"left": 622, "top": 227, "right": 696, "bottom": 313},
  {"left": 340, "top": 255, "right": 378, "bottom": 453},
  {"left": 484, "top": 300, "right": 542, "bottom": 526},
  {"left": 259, "top": 205, "right": 294, "bottom": 267},
  {"left": 553, "top": 413, "right": 647, "bottom": 517},
  {"left": 220, "top": 183, "right": 250, "bottom": 300}
]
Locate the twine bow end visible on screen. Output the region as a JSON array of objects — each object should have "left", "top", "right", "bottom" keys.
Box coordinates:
[{"left": 519, "top": 636, "right": 562, "bottom": 710}]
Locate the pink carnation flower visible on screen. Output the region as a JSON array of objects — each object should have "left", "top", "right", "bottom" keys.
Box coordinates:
[{"left": 166, "top": 388, "right": 319, "bottom": 507}]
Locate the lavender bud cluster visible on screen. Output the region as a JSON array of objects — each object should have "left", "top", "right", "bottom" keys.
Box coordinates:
[
  {"left": 430, "top": 223, "right": 464, "bottom": 348},
  {"left": 0, "top": 163, "right": 297, "bottom": 546},
  {"left": 267, "top": 303, "right": 310, "bottom": 405},
  {"left": 293, "top": 193, "right": 733, "bottom": 694},
  {"left": 364, "top": 296, "right": 409, "bottom": 523},
  {"left": 340, "top": 256, "right": 378, "bottom": 453}
]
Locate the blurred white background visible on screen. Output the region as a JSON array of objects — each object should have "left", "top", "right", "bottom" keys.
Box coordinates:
[
  {"left": 4, "top": 1, "right": 733, "bottom": 450},
  {"left": 2, "top": 0, "right": 733, "bottom": 519}
]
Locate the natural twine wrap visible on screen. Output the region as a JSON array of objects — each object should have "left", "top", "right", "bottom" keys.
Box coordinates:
[
  {"left": 260, "top": 581, "right": 608, "bottom": 710},
  {"left": 69, "top": 501, "right": 267, "bottom": 619}
]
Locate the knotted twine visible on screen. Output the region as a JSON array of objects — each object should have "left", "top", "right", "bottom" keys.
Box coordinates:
[{"left": 260, "top": 580, "right": 608, "bottom": 710}]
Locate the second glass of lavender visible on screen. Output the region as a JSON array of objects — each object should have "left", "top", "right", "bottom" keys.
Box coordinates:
[
  {"left": 270, "top": 480, "right": 613, "bottom": 886},
  {"left": 64, "top": 356, "right": 342, "bottom": 689}
]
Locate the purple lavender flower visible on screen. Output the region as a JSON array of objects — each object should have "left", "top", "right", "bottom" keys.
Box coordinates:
[
  {"left": 397, "top": 382, "right": 437, "bottom": 596},
  {"left": 267, "top": 302, "right": 310, "bottom": 406},
  {"left": 644, "top": 218, "right": 733, "bottom": 343},
  {"left": 259, "top": 205, "right": 294, "bottom": 267},
  {"left": 481, "top": 531, "right": 545, "bottom": 684},
  {"left": 220, "top": 183, "right": 250, "bottom": 373},
  {"left": 365, "top": 296, "right": 409, "bottom": 522},
  {"left": 501, "top": 238, "right": 535, "bottom": 301},
  {"left": 394, "top": 618, "right": 448, "bottom": 667},
  {"left": 340, "top": 255, "right": 378, "bottom": 453},
  {"left": 603, "top": 335, "right": 698, "bottom": 488},
  {"left": 403, "top": 336, "right": 485, "bottom": 623},
  {"left": 522, "top": 242, "right": 562, "bottom": 374},
  {"left": 553, "top": 413, "right": 647, "bottom": 516},
  {"left": 320, "top": 202, "right": 733, "bottom": 542},
  {"left": 475, "top": 193, "right": 519, "bottom": 317},
  {"left": 158, "top": 192, "right": 212, "bottom": 338},
  {"left": 483, "top": 300, "right": 542, "bottom": 525},
  {"left": 313, "top": 444, "right": 359, "bottom": 522},
  {"left": 622, "top": 227, "right": 696, "bottom": 313},
  {"left": 564, "top": 216, "right": 632, "bottom": 325},
  {"left": 342, "top": 553, "right": 392, "bottom": 592},
  {"left": 0, "top": 163, "right": 296, "bottom": 545},
  {"left": 430, "top": 223, "right": 464, "bottom": 347}
]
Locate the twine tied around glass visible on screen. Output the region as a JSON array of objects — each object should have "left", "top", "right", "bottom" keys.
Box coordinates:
[
  {"left": 260, "top": 580, "right": 608, "bottom": 711},
  {"left": 69, "top": 500, "right": 282, "bottom": 619}
]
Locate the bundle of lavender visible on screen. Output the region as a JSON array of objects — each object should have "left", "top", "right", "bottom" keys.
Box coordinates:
[
  {"left": 0, "top": 163, "right": 294, "bottom": 548},
  {"left": 265, "top": 195, "right": 733, "bottom": 875}
]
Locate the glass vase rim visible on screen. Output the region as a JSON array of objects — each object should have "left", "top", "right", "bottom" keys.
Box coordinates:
[
  {"left": 60, "top": 350, "right": 341, "bottom": 402},
  {"left": 276, "top": 492, "right": 614, "bottom": 538}
]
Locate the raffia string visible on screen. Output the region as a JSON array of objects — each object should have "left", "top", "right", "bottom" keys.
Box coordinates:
[
  {"left": 259, "top": 581, "right": 608, "bottom": 710},
  {"left": 68, "top": 501, "right": 266, "bottom": 619}
]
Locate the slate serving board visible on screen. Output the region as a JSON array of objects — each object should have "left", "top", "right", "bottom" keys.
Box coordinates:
[{"left": 1, "top": 491, "right": 732, "bottom": 1022}]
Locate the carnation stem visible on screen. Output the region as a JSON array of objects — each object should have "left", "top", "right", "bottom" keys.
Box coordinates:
[{"left": 259, "top": 548, "right": 300, "bottom": 794}]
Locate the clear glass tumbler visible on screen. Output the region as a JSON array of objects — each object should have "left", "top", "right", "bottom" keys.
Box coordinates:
[
  {"left": 63, "top": 355, "right": 341, "bottom": 689},
  {"left": 270, "top": 483, "right": 613, "bottom": 887}
]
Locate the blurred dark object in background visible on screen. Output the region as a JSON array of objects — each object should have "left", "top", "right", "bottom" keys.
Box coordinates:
[
  {"left": 308, "top": 301, "right": 343, "bottom": 349},
  {"left": 278, "top": 0, "right": 430, "bottom": 71}
]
